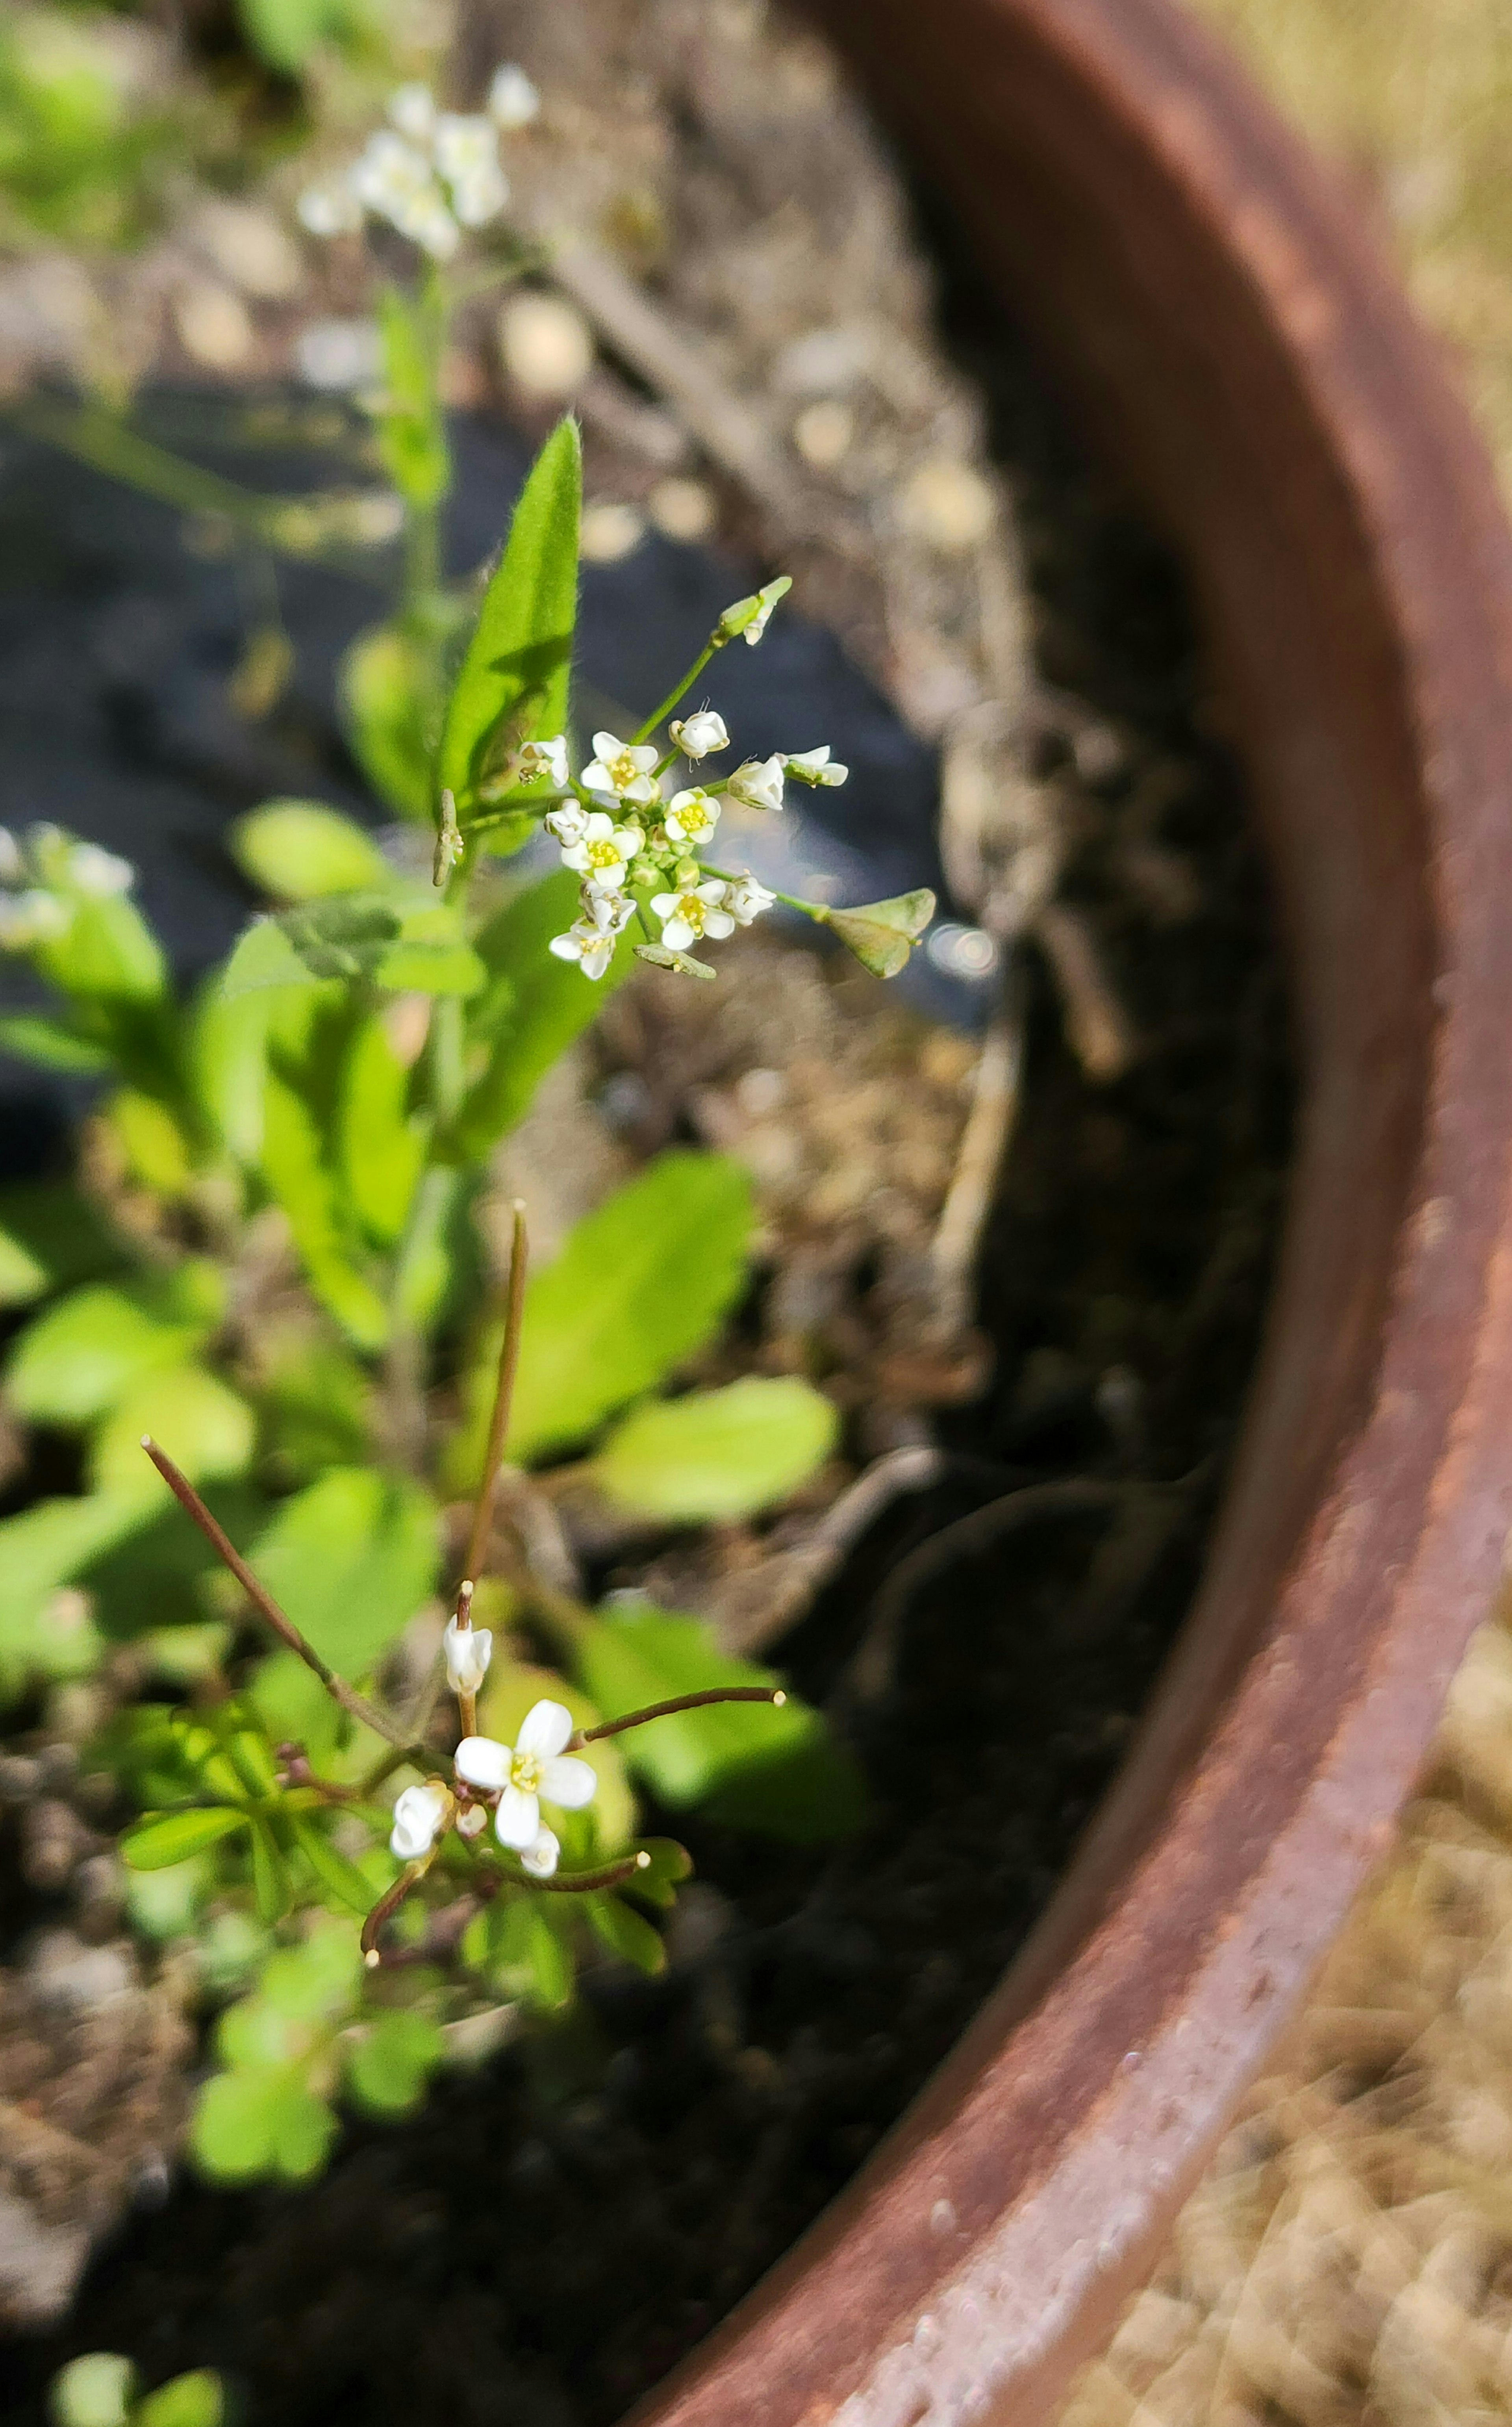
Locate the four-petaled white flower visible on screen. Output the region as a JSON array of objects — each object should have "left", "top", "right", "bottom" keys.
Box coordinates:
[
  {"left": 489, "top": 64, "right": 541, "bottom": 129},
  {"left": 558, "top": 811, "right": 643, "bottom": 894},
  {"left": 664, "top": 787, "right": 720, "bottom": 849},
  {"left": 521, "top": 1827, "right": 560, "bottom": 1879},
  {"left": 520, "top": 734, "right": 570, "bottom": 787},
  {"left": 434, "top": 113, "right": 510, "bottom": 225},
  {"left": 581, "top": 731, "right": 660, "bottom": 805},
  {"left": 443, "top": 1618, "right": 493, "bottom": 1694},
  {"left": 669, "top": 709, "right": 729, "bottom": 759},
  {"left": 786, "top": 746, "right": 849, "bottom": 788},
  {"left": 721, "top": 873, "right": 776, "bottom": 927},
  {"left": 390, "top": 1778, "right": 450, "bottom": 1861},
  {"left": 454, "top": 1701, "right": 598, "bottom": 1852},
  {"left": 651, "top": 880, "right": 736, "bottom": 952},
  {"left": 299, "top": 76, "right": 519, "bottom": 258},
  {"left": 727, "top": 755, "right": 786, "bottom": 815}
]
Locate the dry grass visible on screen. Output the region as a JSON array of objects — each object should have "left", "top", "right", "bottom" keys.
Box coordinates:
[{"left": 1052, "top": 8, "right": 1512, "bottom": 2416}]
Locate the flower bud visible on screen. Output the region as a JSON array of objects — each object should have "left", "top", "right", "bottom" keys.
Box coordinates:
[
  {"left": 669, "top": 710, "right": 730, "bottom": 759},
  {"left": 444, "top": 1619, "right": 494, "bottom": 1694},
  {"left": 521, "top": 1826, "right": 560, "bottom": 1879},
  {"left": 390, "top": 1779, "right": 451, "bottom": 1861},
  {"left": 715, "top": 576, "right": 791, "bottom": 646}
]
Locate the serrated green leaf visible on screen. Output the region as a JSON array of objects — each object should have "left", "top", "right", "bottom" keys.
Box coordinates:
[
  {"left": 245, "top": 1466, "right": 440, "bottom": 1674},
  {"left": 588, "top": 1893, "right": 665, "bottom": 1974},
  {"left": 295, "top": 1819, "right": 379, "bottom": 1916},
  {"left": 5, "top": 1282, "right": 211, "bottom": 1424},
  {"left": 343, "top": 2006, "right": 445, "bottom": 2115},
  {"left": 595, "top": 1377, "right": 839, "bottom": 1523},
  {"left": 452, "top": 1152, "right": 753, "bottom": 1477},
  {"left": 340, "top": 621, "right": 435, "bottom": 823},
  {"left": 0, "top": 1013, "right": 112, "bottom": 1076},
  {"left": 136, "top": 2369, "right": 226, "bottom": 2427},
  {"left": 231, "top": 801, "right": 393, "bottom": 902},
  {"left": 121, "top": 1807, "right": 249, "bottom": 1869},
  {"left": 569, "top": 1602, "right": 865, "bottom": 1842},
  {"left": 438, "top": 418, "right": 580, "bottom": 824},
  {"left": 449, "top": 869, "right": 634, "bottom": 1158}
]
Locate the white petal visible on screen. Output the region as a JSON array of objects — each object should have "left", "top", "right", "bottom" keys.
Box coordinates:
[
  {"left": 628, "top": 745, "right": 659, "bottom": 772},
  {"left": 495, "top": 1784, "right": 541, "bottom": 1849},
  {"left": 584, "top": 812, "right": 614, "bottom": 841},
  {"left": 541, "top": 1754, "right": 598, "bottom": 1809},
  {"left": 650, "top": 893, "right": 678, "bottom": 918},
  {"left": 521, "top": 1826, "right": 560, "bottom": 1879},
  {"left": 662, "top": 917, "right": 694, "bottom": 950},
  {"left": 705, "top": 910, "right": 736, "bottom": 938},
  {"left": 515, "top": 1698, "right": 574, "bottom": 1758},
  {"left": 549, "top": 933, "right": 582, "bottom": 962},
  {"left": 591, "top": 732, "right": 621, "bottom": 760},
  {"left": 454, "top": 1734, "right": 510, "bottom": 1790}
]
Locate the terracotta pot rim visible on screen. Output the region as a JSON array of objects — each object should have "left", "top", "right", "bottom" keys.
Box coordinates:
[{"left": 632, "top": 2, "right": 1512, "bottom": 2422}]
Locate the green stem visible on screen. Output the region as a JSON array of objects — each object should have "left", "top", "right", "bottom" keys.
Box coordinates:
[{"left": 631, "top": 637, "right": 721, "bottom": 746}]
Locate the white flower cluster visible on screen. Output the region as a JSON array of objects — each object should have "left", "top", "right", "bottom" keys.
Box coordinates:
[
  {"left": 537, "top": 661, "right": 847, "bottom": 979},
  {"left": 298, "top": 67, "right": 539, "bottom": 261},
  {"left": 0, "top": 824, "right": 133, "bottom": 952},
  {"left": 389, "top": 1694, "right": 597, "bottom": 1880}
]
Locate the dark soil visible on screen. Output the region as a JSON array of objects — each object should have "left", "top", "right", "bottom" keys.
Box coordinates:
[{"left": 0, "top": 232, "right": 1291, "bottom": 2427}]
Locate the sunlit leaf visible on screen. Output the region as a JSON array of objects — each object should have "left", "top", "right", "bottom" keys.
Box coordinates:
[
  {"left": 340, "top": 621, "right": 434, "bottom": 823},
  {"left": 0, "top": 1013, "right": 112, "bottom": 1075},
  {"left": 47, "top": 2352, "right": 137, "bottom": 2427},
  {"left": 230, "top": 800, "right": 393, "bottom": 902},
  {"left": 192, "top": 2063, "right": 337, "bottom": 2185},
  {"left": 343, "top": 2007, "right": 445, "bottom": 2116},
  {"left": 595, "top": 1377, "right": 839, "bottom": 1523},
  {"left": 90, "top": 1362, "right": 256, "bottom": 1495},
  {"left": 245, "top": 1466, "right": 441, "bottom": 1674},
  {"left": 448, "top": 870, "right": 634, "bottom": 1158},
  {"left": 259, "top": 1072, "right": 389, "bottom": 1351},
  {"left": 120, "top": 1807, "right": 249, "bottom": 1869},
  {"left": 338, "top": 1015, "right": 424, "bottom": 1247},
  {"left": 135, "top": 2369, "right": 227, "bottom": 2427},
  {"left": 5, "top": 1282, "right": 213, "bottom": 1424}
]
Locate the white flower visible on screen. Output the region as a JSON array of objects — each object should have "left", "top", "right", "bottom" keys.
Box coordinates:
[
  {"left": 0, "top": 829, "right": 21, "bottom": 885},
  {"left": 581, "top": 730, "right": 660, "bottom": 805},
  {"left": 548, "top": 917, "right": 619, "bottom": 980},
  {"left": 651, "top": 880, "right": 736, "bottom": 952},
  {"left": 297, "top": 180, "right": 363, "bottom": 238},
  {"left": 558, "top": 811, "right": 643, "bottom": 894},
  {"left": 434, "top": 113, "right": 509, "bottom": 226},
  {"left": 66, "top": 842, "right": 133, "bottom": 896},
  {"left": 743, "top": 580, "right": 788, "bottom": 645},
  {"left": 390, "top": 1778, "right": 450, "bottom": 1861},
  {"left": 454, "top": 1702, "right": 597, "bottom": 1852},
  {"left": 521, "top": 1826, "right": 560, "bottom": 1880},
  {"left": 786, "top": 745, "right": 849, "bottom": 788},
  {"left": 726, "top": 755, "right": 786, "bottom": 815},
  {"left": 0, "top": 890, "right": 70, "bottom": 950},
  {"left": 520, "top": 734, "right": 569, "bottom": 787},
  {"left": 664, "top": 787, "right": 721, "bottom": 849},
  {"left": 489, "top": 64, "right": 541, "bottom": 129},
  {"left": 721, "top": 873, "right": 776, "bottom": 927},
  {"left": 388, "top": 83, "right": 437, "bottom": 141},
  {"left": 669, "top": 710, "right": 729, "bottom": 760},
  {"left": 443, "top": 1618, "right": 493, "bottom": 1695},
  {"left": 544, "top": 799, "right": 590, "bottom": 847},
  {"left": 350, "top": 130, "right": 459, "bottom": 259},
  {"left": 582, "top": 886, "right": 634, "bottom": 933}
]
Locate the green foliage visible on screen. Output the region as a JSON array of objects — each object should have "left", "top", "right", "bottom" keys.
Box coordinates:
[
  {"left": 595, "top": 1376, "right": 839, "bottom": 1522},
  {"left": 0, "top": 13, "right": 179, "bottom": 251},
  {"left": 237, "top": 0, "right": 390, "bottom": 74},
  {"left": 230, "top": 801, "right": 392, "bottom": 902},
  {"left": 49, "top": 2354, "right": 137, "bottom": 2427},
  {"left": 245, "top": 1466, "right": 439, "bottom": 1673},
  {"left": 4, "top": 1274, "right": 219, "bottom": 1425},
  {"left": 449, "top": 869, "right": 635, "bottom": 1157},
  {"left": 439, "top": 417, "right": 581, "bottom": 827},
  {"left": 373, "top": 285, "right": 450, "bottom": 513},
  {"left": 340, "top": 622, "right": 435, "bottom": 822}
]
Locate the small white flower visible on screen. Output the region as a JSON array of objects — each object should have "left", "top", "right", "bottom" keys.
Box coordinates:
[
  {"left": 489, "top": 64, "right": 541, "bottom": 129},
  {"left": 297, "top": 180, "right": 364, "bottom": 238},
  {"left": 387, "top": 83, "right": 437, "bottom": 142},
  {"left": 443, "top": 1618, "right": 493, "bottom": 1695},
  {"left": 581, "top": 730, "right": 660, "bottom": 806},
  {"left": 544, "top": 799, "right": 590, "bottom": 847},
  {"left": 434, "top": 114, "right": 510, "bottom": 225},
  {"left": 521, "top": 1826, "right": 560, "bottom": 1880},
  {"left": 669, "top": 709, "right": 729, "bottom": 760},
  {"left": 0, "top": 890, "right": 70, "bottom": 950},
  {"left": 743, "top": 580, "right": 788, "bottom": 646},
  {"left": 651, "top": 880, "right": 736, "bottom": 952},
  {"left": 786, "top": 745, "right": 849, "bottom": 788},
  {"left": 520, "top": 734, "right": 569, "bottom": 787},
  {"left": 582, "top": 885, "right": 634, "bottom": 933},
  {"left": 454, "top": 1702, "right": 597, "bottom": 1852},
  {"left": 726, "top": 755, "right": 786, "bottom": 815},
  {"left": 66, "top": 842, "right": 134, "bottom": 896},
  {"left": 0, "top": 829, "right": 22, "bottom": 885},
  {"left": 721, "top": 873, "right": 776, "bottom": 927},
  {"left": 350, "top": 130, "right": 460, "bottom": 259},
  {"left": 456, "top": 1801, "right": 489, "bottom": 1839},
  {"left": 390, "top": 1778, "right": 450, "bottom": 1861},
  {"left": 664, "top": 787, "right": 721, "bottom": 849},
  {"left": 558, "top": 811, "right": 643, "bottom": 894},
  {"left": 548, "top": 918, "right": 618, "bottom": 980}
]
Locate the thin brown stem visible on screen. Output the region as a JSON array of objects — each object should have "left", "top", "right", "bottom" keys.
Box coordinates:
[
  {"left": 570, "top": 1687, "right": 786, "bottom": 1748},
  {"left": 460, "top": 1202, "right": 530, "bottom": 1594},
  {"left": 141, "top": 1437, "right": 407, "bottom": 1749},
  {"left": 528, "top": 1851, "right": 652, "bottom": 1895},
  {"left": 361, "top": 1861, "right": 428, "bottom": 1961}
]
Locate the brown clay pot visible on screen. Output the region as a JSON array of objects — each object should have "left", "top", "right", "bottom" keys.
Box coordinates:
[{"left": 628, "top": 0, "right": 1512, "bottom": 2422}]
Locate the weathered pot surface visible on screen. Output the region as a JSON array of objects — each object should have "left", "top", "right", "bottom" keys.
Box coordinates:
[{"left": 627, "top": 0, "right": 1512, "bottom": 2422}]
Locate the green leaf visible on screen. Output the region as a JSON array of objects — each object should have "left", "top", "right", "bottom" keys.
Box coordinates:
[
  {"left": 449, "top": 870, "right": 634, "bottom": 1158},
  {"left": 569, "top": 1601, "right": 865, "bottom": 1842},
  {"left": 190, "top": 982, "right": 276, "bottom": 1162},
  {"left": 0, "top": 1492, "right": 152, "bottom": 1703},
  {"left": 0, "top": 1182, "right": 126, "bottom": 1296},
  {"left": 34, "top": 892, "right": 167, "bottom": 1006},
  {"left": 5, "top": 1282, "right": 212, "bottom": 1424},
  {"left": 438, "top": 417, "right": 581, "bottom": 824},
  {"left": 588, "top": 1893, "right": 666, "bottom": 1974},
  {"left": 338, "top": 1015, "right": 424, "bottom": 1247},
  {"left": 121, "top": 1807, "right": 249, "bottom": 1869},
  {"left": 106, "top": 1090, "right": 193, "bottom": 1197},
  {"left": 249, "top": 1818, "right": 293, "bottom": 1924},
  {"left": 245, "top": 1466, "right": 440, "bottom": 1674},
  {"left": 821, "top": 889, "right": 936, "bottom": 980},
  {"left": 484, "top": 1896, "right": 575, "bottom": 2010},
  {"left": 192, "top": 2064, "right": 337, "bottom": 2184},
  {"left": 343, "top": 2007, "right": 445, "bottom": 2116},
  {"left": 219, "top": 917, "right": 321, "bottom": 1000},
  {"left": 260, "top": 1072, "right": 389, "bottom": 1351},
  {"left": 621, "top": 1836, "right": 692, "bottom": 1912},
  {"left": 231, "top": 801, "right": 393, "bottom": 902},
  {"left": 136, "top": 2370, "right": 226, "bottom": 2427},
  {"left": 90, "top": 1364, "right": 255, "bottom": 1496},
  {"left": 0, "top": 1222, "right": 48, "bottom": 1308},
  {"left": 373, "top": 284, "right": 449, "bottom": 512},
  {"left": 256, "top": 1329, "right": 373, "bottom": 1482},
  {"left": 595, "top": 1377, "right": 839, "bottom": 1522},
  {"left": 340, "top": 622, "right": 435, "bottom": 823},
  {"left": 259, "top": 1919, "right": 364, "bottom": 2020},
  {"left": 0, "top": 1014, "right": 112, "bottom": 1075},
  {"left": 278, "top": 893, "right": 404, "bottom": 983},
  {"left": 295, "top": 1819, "right": 378, "bottom": 1916},
  {"left": 48, "top": 2353, "right": 137, "bottom": 2427},
  {"left": 454, "top": 1152, "right": 753, "bottom": 1475}
]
